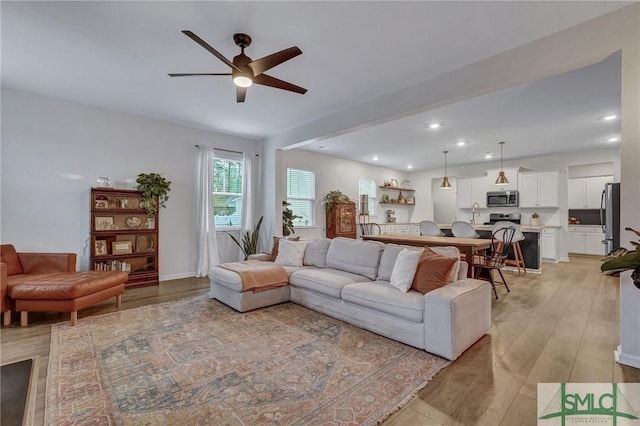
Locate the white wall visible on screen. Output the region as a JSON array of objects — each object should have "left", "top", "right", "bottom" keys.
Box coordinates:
[
  {"left": 280, "top": 149, "right": 411, "bottom": 239},
  {"left": 1, "top": 89, "right": 262, "bottom": 279}
]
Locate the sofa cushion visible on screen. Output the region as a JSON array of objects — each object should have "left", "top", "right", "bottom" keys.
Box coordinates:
[
  {"left": 289, "top": 268, "right": 372, "bottom": 298},
  {"left": 377, "top": 244, "right": 423, "bottom": 281},
  {"left": 341, "top": 281, "right": 424, "bottom": 323},
  {"left": 275, "top": 239, "right": 307, "bottom": 267},
  {"left": 0, "top": 244, "right": 23, "bottom": 276},
  {"left": 269, "top": 236, "right": 300, "bottom": 262},
  {"left": 325, "top": 238, "right": 384, "bottom": 280},
  {"left": 303, "top": 238, "right": 331, "bottom": 268},
  {"left": 390, "top": 248, "right": 423, "bottom": 292},
  {"left": 429, "top": 246, "right": 461, "bottom": 283},
  {"left": 210, "top": 263, "right": 306, "bottom": 292},
  {"left": 411, "top": 247, "right": 458, "bottom": 294}
]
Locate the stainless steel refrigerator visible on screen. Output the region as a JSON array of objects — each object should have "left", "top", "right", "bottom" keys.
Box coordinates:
[{"left": 601, "top": 182, "right": 620, "bottom": 255}]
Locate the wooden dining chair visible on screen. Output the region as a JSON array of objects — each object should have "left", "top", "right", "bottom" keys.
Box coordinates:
[{"left": 473, "top": 226, "right": 516, "bottom": 299}]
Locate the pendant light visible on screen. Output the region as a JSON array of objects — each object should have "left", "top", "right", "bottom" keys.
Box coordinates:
[
  {"left": 495, "top": 141, "right": 509, "bottom": 186},
  {"left": 440, "top": 150, "right": 452, "bottom": 189}
]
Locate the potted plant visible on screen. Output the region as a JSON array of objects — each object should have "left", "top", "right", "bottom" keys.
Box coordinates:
[
  {"left": 282, "top": 201, "right": 301, "bottom": 237},
  {"left": 322, "top": 190, "right": 352, "bottom": 228},
  {"left": 136, "top": 173, "right": 171, "bottom": 215},
  {"left": 228, "top": 216, "right": 263, "bottom": 260},
  {"left": 601, "top": 227, "right": 640, "bottom": 288}
]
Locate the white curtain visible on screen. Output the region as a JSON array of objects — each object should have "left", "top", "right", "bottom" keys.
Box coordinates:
[
  {"left": 241, "top": 152, "right": 262, "bottom": 232},
  {"left": 196, "top": 146, "right": 219, "bottom": 276}
]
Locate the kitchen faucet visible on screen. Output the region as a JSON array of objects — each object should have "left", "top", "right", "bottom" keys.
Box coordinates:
[{"left": 471, "top": 202, "right": 480, "bottom": 225}]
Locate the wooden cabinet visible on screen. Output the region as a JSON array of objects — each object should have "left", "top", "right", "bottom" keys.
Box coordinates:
[
  {"left": 90, "top": 187, "right": 159, "bottom": 288},
  {"left": 519, "top": 171, "right": 560, "bottom": 208},
  {"left": 326, "top": 202, "right": 356, "bottom": 239},
  {"left": 568, "top": 176, "right": 612, "bottom": 209},
  {"left": 457, "top": 176, "right": 488, "bottom": 208}
]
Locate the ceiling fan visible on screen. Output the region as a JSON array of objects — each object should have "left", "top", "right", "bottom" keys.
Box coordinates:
[{"left": 169, "top": 30, "right": 307, "bottom": 103}]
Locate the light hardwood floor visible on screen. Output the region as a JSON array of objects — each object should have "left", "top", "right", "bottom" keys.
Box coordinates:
[{"left": 2, "top": 255, "right": 638, "bottom": 425}]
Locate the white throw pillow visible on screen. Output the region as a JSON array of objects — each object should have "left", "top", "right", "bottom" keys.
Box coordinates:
[
  {"left": 390, "top": 248, "right": 424, "bottom": 292},
  {"left": 275, "top": 239, "right": 308, "bottom": 267}
]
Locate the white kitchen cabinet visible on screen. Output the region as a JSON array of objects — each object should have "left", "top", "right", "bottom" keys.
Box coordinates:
[
  {"left": 457, "top": 176, "right": 488, "bottom": 208},
  {"left": 541, "top": 228, "right": 559, "bottom": 261},
  {"left": 568, "top": 226, "right": 605, "bottom": 255},
  {"left": 518, "top": 171, "right": 560, "bottom": 208},
  {"left": 486, "top": 168, "right": 518, "bottom": 191},
  {"left": 568, "top": 176, "right": 613, "bottom": 209}
]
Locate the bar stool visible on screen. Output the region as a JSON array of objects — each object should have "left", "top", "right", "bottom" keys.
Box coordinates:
[
  {"left": 451, "top": 221, "right": 479, "bottom": 238},
  {"left": 492, "top": 221, "right": 526, "bottom": 274},
  {"left": 420, "top": 220, "right": 445, "bottom": 236}
]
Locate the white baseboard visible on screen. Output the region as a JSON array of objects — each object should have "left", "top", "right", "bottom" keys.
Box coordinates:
[{"left": 615, "top": 344, "right": 640, "bottom": 369}]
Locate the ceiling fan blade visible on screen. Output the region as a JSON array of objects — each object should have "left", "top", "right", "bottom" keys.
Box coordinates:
[
  {"left": 236, "top": 86, "right": 247, "bottom": 103},
  {"left": 253, "top": 74, "right": 307, "bottom": 94},
  {"left": 168, "top": 73, "right": 232, "bottom": 77},
  {"left": 248, "top": 47, "right": 302, "bottom": 76},
  {"left": 182, "top": 30, "right": 240, "bottom": 72}
]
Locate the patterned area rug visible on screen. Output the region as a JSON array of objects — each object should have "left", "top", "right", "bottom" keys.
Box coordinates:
[{"left": 46, "top": 296, "right": 449, "bottom": 425}]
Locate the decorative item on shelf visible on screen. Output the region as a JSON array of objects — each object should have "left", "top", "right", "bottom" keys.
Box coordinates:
[
  {"left": 95, "top": 195, "right": 108, "bottom": 209},
  {"left": 282, "top": 201, "right": 300, "bottom": 237},
  {"left": 126, "top": 216, "right": 142, "bottom": 229},
  {"left": 531, "top": 213, "right": 540, "bottom": 226},
  {"left": 397, "top": 191, "right": 405, "bottom": 204},
  {"left": 94, "top": 240, "right": 108, "bottom": 256},
  {"left": 390, "top": 179, "right": 399, "bottom": 188},
  {"left": 322, "top": 190, "right": 352, "bottom": 228},
  {"left": 112, "top": 241, "right": 133, "bottom": 255},
  {"left": 495, "top": 141, "right": 509, "bottom": 186},
  {"left": 97, "top": 177, "right": 111, "bottom": 188},
  {"left": 381, "top": 194, "right": 390, "bottom": 203},
  {"left": 406, "top": 195, "right": 415, "bottom": 205},
  {"left": 386, "top": 210, "right": 396, "bottom": 223},
  {"left": 95, "top": 216, "right": 114, "bottom": 231},
  {"left": 146, "top": 217, "right": 155, "bottom": 229},
  {"left": 383, "top": 180, "right": 391, "bottom": 187},
  {"left": 135, "top": 173, "right": 171, "bottom": 215},
  {"left": 601, "top": 227, "right": 640, "bottom": 288},
  {"left": 227, "top": 216, "right": 263, "bottom": 260},
  {"left": 440, "top": 151, "right": 452, "bottom": 189},
  {"left": 400, "top": 180, "right": 412, "bottom": 189}
]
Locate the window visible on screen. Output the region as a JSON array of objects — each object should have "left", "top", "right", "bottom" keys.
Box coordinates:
[
  {"left": 213, "top": 152, "right": 243, "bottom": 228},
  {"left": 359, "top": 178, "right": 377, "bottom": 216},
  {"left": 287, "top": 168, "right": 315, "bottom": 227}
]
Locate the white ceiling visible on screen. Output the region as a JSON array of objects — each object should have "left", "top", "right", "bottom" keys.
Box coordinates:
[{"left": 1, "top": 1, "right": 629, "bottom": 170}]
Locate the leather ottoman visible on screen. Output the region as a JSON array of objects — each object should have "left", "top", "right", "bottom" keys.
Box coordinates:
[{"left": 9, "top": 271, "right": 127, "bottom": 326}]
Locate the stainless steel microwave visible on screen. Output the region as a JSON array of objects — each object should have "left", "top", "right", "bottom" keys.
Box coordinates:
[{"left": 487, "top": 190, "right": 519, "bottom": 207}]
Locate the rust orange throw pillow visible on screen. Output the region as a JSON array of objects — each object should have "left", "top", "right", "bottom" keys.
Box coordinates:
[
  {"left": 269, "top": 236, "right": 300, "bottom": 262},
  {"left": 411, "top": 247, "right": 457, "bottom": 294}
]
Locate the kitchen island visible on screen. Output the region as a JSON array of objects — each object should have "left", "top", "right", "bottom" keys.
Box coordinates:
[{"left": 438, "top": 224, "right": 561, "bottom": 273}]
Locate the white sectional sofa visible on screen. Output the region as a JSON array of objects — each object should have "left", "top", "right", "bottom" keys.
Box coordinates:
[{"left": 209, "top": 237, "right": 491, "bottom": 361}]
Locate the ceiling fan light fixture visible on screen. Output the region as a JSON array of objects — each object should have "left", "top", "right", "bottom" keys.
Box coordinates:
[
  {"left": 495, "top": 141, "right": 509, "bottom": 186},
  {"left": 233, "top": 75, "right": 253, "bottom": 88},
  {"left": 440, "top": 150, "right": 452, "bottom": 190}
]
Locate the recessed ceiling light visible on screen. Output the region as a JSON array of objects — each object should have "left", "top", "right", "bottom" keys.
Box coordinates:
[
  {"left": 603, "top": 115, "right": 618, "bottom": 121},
  {"left": 317, "top": 145, "right": 325, "bottom": 149},
  {"left": 372, "top": 156, "right": 379, "bottom": 161},
  {"left": 484, "top": 152, "right": 493, "bottom": 159},
  {"left": 407, "top": 165, "right": 413, "bottom": 169},
  {"left": 429, "top": 123, "right": 441, "bottom": 129},
  {"left": 608, "top": 137, "right": 620, "bottom": 142},
  {"left": 456, "top": 141, "right": 466, "bottom": 146}
]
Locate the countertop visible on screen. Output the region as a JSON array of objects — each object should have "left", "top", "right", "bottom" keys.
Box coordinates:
[{"left": 438, "top": 224, "right": 562, "bottom": 233}]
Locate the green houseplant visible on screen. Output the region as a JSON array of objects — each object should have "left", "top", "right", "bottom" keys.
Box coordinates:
[
  {"left": 322, "top": 190, "right": 352, "bottom": 228},
  {"left": 282, "top": 201, "right": 301, "bottom": 237},
  {"left": 136, "top": 173, "right": 171, "bottom": 215},
  {"left": 601, "top": 227, "right": 640, "bottom": 288},
  {"left": 228, "top": 216, "right": 263, "bottom": 260}
]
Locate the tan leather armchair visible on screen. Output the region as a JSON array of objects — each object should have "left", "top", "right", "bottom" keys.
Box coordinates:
[{"left": 1, "top": 244, "right": 77, "bottom": 326}]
